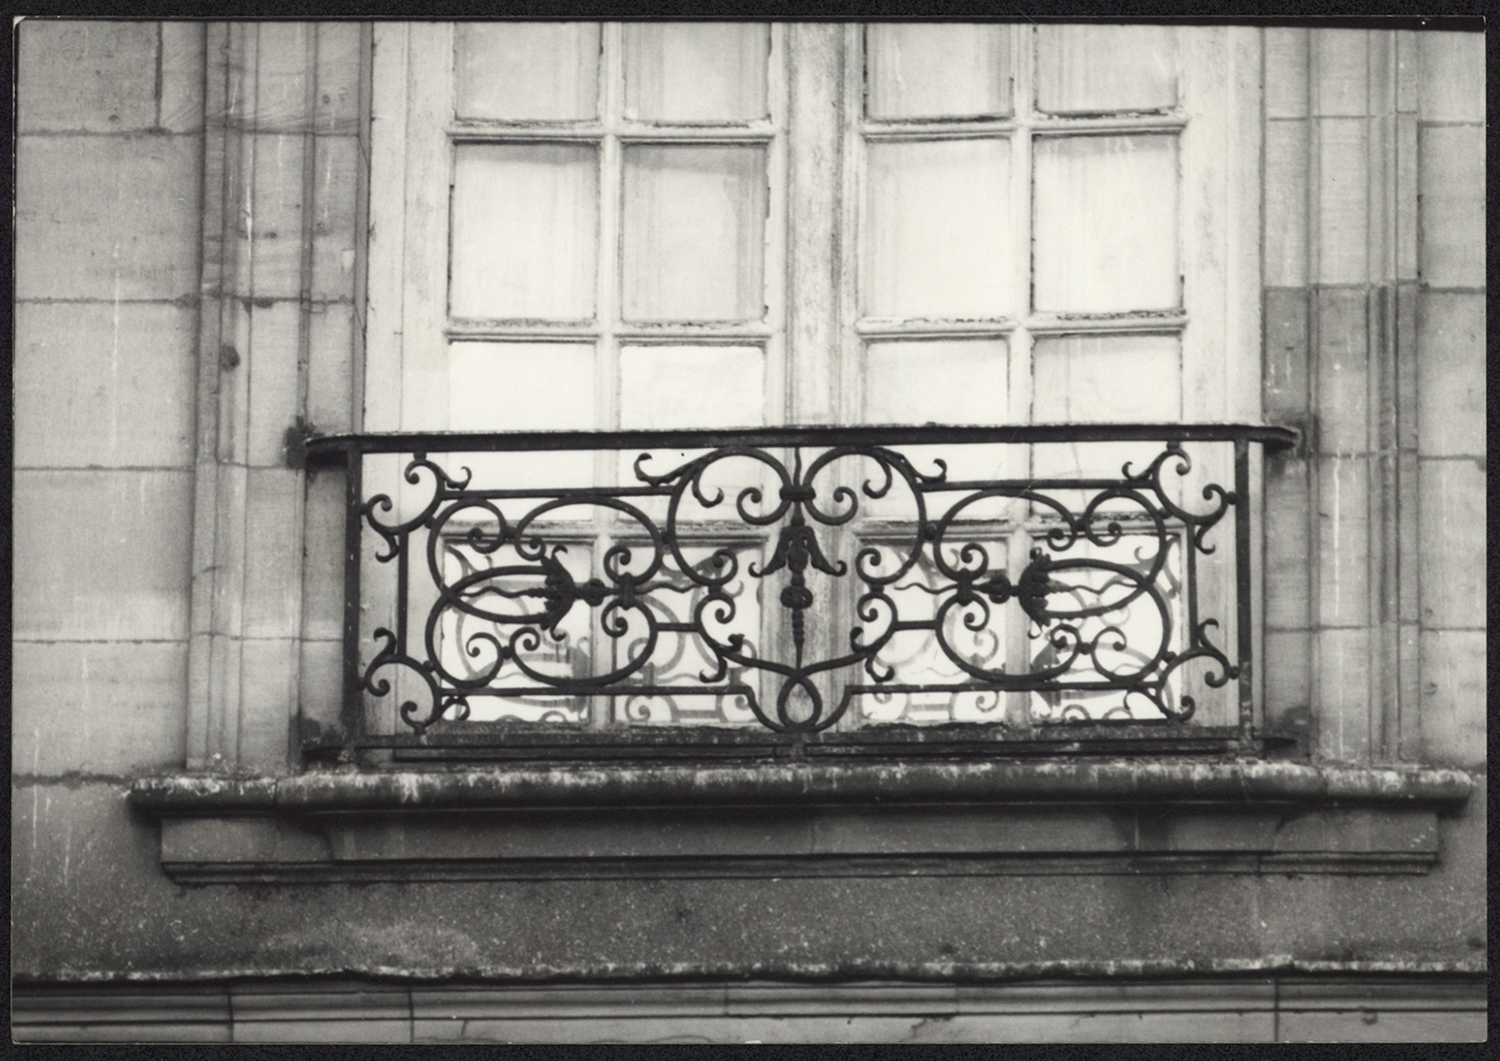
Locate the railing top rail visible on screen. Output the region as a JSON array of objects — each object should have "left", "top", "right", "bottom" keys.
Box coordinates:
[{"left": 306, "top": 423, "right": 1298, "bottom": 459}]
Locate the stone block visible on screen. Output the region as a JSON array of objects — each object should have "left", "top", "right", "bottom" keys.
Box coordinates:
[
  {"left": 296, "top": 638, "right": 345, "bottom": 736},
  {"left": 414, "top": 983, "right": 731, "bottom": 1020},
  {"left": 1418, "top": 32, "right": 1485, "bottom": 121},
  {"left": 315, "top": 22, "right": 364, "bottom": 134},
  {"left": 15, "top": 133, "right": 202, "bottom": 301},
  {"left": 1261, "top": 629, "right": 1312, "bottom": 723},
  {"left": 235, "top": 638, "right": 300, "bottom": 772},
  {"left": 158, "top": 21, "right": 205, "bottom": 133},
  {"left": 12, "top": 640, "right": 188, "bottom": 776},
  {"left": 1279, "top": 1008, "right": 1485, "bottom": 1042},
  {"left": 1314, "top": 626, "right": 1373, "bottom": 761},
  {"left": 1263, "top": 122, "right": 1308, "bottom": 288},
  {"left": 244, "top": 302, "right": 303, "bottom": 468},
  {"left": 1314, "top": 289, "right": 1371, "bottom": 455},
  {"left": 13, "top": 468, "right": 194, "bottom": 641},
  {"left": 1315, "top": 118, "right": 1370, "bottom": 285},
  {"left": 234, "top": 1019, "right": 411, "bottom": 1043},
  {"left": 246, "top": 132, "right": 310, "bottom": 300},
  {"left": 1263, "top": 457, "right": 1311, "bottom": 630},
  {"left": 1417, "top": 458, "right": 1485, "bottom": 628},
  {"left": 14, "top": 301, "right": 196, "bottom": 470},
  {"left": 17, "top": 1021, "right": 233, "bottom": 1043},
  {"left": 1416, "top": 292, "right": 1485, "bottom": 457},
  {"left": 300, "top": 467, "right": 348, "bottom": 642},
  {"left": 310, "top": 134, "right": 363, "bottom": 302},
  {"left": 242, "top": 468, "right": 306, "bottom": 638},
  {"left": 1262, "top": 289, "right": 1309, "bottom": 416},
  {"left": 1316, "top": 456, "right": 1371, "bottom": 628},
  {"left": 1418, "top": 125, "right": 1484, "bottom": 289},
  {"left": 16, "top": 20, "right": 160, "bottom": 132},
  {"left": 1312, "top": 29, "right": 1368, "bottom": 117},
  {"left": 1395, "top": 115, "right": 1418, "bottom": 280},
  {"left": 243, "top": 22, "right": 316, "bottom": 134},
  {"left": 1418, "top": 629, "right": 1484, "bottom": 768},
  {"left": 231, "top": 980, "right": 410, "bottom": 1023},
  {"left": 1312, "top": 122, "right": 1375, "bottom": 288},
  {"left": 306, "top": 303, "right": 357, "bottom": 434},
  {"left": 1263, "top": 28, "right": 1308, "bottom": 118}
]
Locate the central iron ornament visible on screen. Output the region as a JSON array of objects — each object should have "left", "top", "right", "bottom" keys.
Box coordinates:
[{"left": 360, "top": 441, "right": 1238, "bottom": 734}]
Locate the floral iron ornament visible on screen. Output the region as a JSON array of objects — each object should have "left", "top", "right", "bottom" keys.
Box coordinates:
[{"left": 355, "top": 438, "right": 1244, "bottom": 735}]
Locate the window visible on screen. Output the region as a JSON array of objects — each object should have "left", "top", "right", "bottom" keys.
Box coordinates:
[{"left": 352, "top": 23, "right": 1268, "bottom": 754}]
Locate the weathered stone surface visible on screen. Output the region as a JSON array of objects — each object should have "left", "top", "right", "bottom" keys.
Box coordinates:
[
  {"left": 244, "top": 302, "right": 303, "bottom": 468},
  {"left": 1312, "top": 29, "right": 1368, "bottom": 117},
  {"left": 1314, "top": 287, "right": 1370, "bottom": 455},
  {"left": 12, "top": 640, "right": 188, "bottom": 776},
  {"left": 1316, "top": 456, "right": 1371, "bottom": 628},
  {"left": 1314, "top": 627, "right": 1372, "bottom": 762},
  {"left": 242, "top": 468, "right": 306, "bottom": 638},
  {"left": 1418, "top": 125, "right": 1484, "bottom": 289},
  {"left": 1263, "top": 28, "right": 1308, "bottom": 119},
  {"left": 1416, "top": 292, "right": 1485, "bottom": 458},
  {"left": 1417, "top": 32, "right": 1484, "bottom": 122},
  {"left": 1263, "top": 456, "right": 1311, "bottom": 630},
  {"left": 16, "top": 20, "right": 160, "bottom": 133},
  {"left": 1263, "top": 124, "right": 1308, "bottom": 288},
  {"left": 158, "top": 21, "right": 205, "bottom": 133},
  {"left": 235, "top": 638, "right": 299, "bottom": 772},
  {"left": 15, "top": 133, "right": 201, "bottom": 301},
  {"left": 13, "top": 469, "right": 194, "bottom": 641},
  {"left": 1262, "top": 288, "right": 1309, "bottom": 417},
  {"left": 1316, "top": 118, "right": 1369, "bottom": 285},
  {"left": 14, "top": 301, "right": 197, "bottom": 470},
  {"left": 306, "top": 302, "right": 357, "bottom": 434},
  {"left": 1261, "top": 629, "right": 1312, "bottom": 721},
  {"left": 1418, "top": 630, "right": 1485, "bottom": 768},
  {"left": 1417, "top": 459, "right": 1486, "bottom": 629},
  {"left": 314, "top": 22, "right": 364, "bottom": 134}
]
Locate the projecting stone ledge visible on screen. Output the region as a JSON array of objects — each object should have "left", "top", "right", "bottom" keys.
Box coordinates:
[{"left": 129, "top": 759, "right": 1472, "bottom": 814}]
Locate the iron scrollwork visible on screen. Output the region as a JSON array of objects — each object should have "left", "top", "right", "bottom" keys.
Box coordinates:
[{"left": 351, "top": 433, "right": 1245, "bottom": 737}]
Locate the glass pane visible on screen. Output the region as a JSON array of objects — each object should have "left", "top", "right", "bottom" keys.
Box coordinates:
[
  {"left": 622, "top": 145, "right": 767, "bottom": 321},
  {"left": 447, "top": 341, "right": 596, "bottom": 488},
  {"left": 619, "top": 346, "right": 765, "bottom": 429},
  {"left": 864, "top": 339, "right": 1007, "bottom": 425},
  {"left": 619, "top": 346, "right": 767, "bottom": 524},
  {"left": 455, "top": 23, "right": 600, "bottom": 120},
  {"left": 435, "top": 538, "right": 595, "bottom": 725},
  {"left": 863, "top": 339, "right": 1021, "bottom": 521},
  {"left": 1035, "top": 25, "right": 1177, "bottom": 115},
  {"left": 864, "top": 138, "right": 1014, "bottom": 319},
  {"left": 866, "top": 24, "right": 1011, "bottom": 119},
  {"left": 1028, "top": 531, "right": 1185, "bottom": 723},
  {"left": 611, "top": 540, "right": 765, "bottom": 727},
  {"left": 450, "top": 144, "right": 598, "bottom": 320},
  {"left": 1030, "top": 333, "right": 1181, "bottom": 494},
  {"left": 854, "top": 537, "right": 1011, "bottom": 725},
  {"left": 623, "top": 23, "right": 769, "bottom": 121},
  {"left": 1033, "top": 134, "right": 1179, "bottom": 313}
]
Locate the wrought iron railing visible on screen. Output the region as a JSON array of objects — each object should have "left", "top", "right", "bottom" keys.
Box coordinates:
[{"left": 306, "top": 424, "right": 1296, "bottom": 757}]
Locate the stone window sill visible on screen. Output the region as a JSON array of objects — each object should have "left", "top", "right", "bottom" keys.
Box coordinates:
[{"left": 128, "top": 759, "right": 1472, "bottom": 884}]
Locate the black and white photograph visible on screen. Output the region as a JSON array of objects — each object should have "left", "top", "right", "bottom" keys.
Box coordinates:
[{"left": 10, "top": 18, "right": 1486, "bottom": 1043}]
